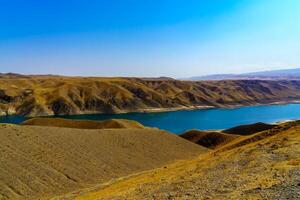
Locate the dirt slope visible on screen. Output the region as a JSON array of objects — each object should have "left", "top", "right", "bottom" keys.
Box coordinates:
[
  {"left": 1, "top": 75, "right": 300, "bottom": 116},
  {"left": 180, "top": 122, "right": 277, "bottom": 149},
  {"left": 0, "top": 124, "right": 206, "bottom": 200},
  {"left": 72, "top": 121, "right": 300, "bottom": 200},
  {"left": 223, "top": 122, "right": 277, "bottom": 135},
  {"left": 180, "top": 130, "right": 240, "bottom": 149},
  {"left": 21, "top": 118, "right": 145, "bottom": 129}
]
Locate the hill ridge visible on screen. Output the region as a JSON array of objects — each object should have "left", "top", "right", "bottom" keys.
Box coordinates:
[
  {"left": 0, "top": 123, "right": 206, "bottom": 200},
  {"left": 71, "top": 120, "right": 300, "bottom": 200},
  {"left": 1, "top": 76, "right": 300, "bottom": 116},
  {"left": 21, "top": 118, "right": 145, "bottom": 129}
]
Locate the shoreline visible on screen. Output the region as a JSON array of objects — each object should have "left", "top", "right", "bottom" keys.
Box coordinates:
[
  {"left": 119, "top": 99, "right": 300, "bottom": 115},
  {"left": 1, "top": 99, "right": 300, "bottom": 118}
]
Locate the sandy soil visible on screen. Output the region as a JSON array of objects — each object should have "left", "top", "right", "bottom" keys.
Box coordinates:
[
  {"left": 21, "top": 118, "right": 145, "bottom": 129},
  {"left": 0, "top": 124, "right": 206, "bottom": 200}
]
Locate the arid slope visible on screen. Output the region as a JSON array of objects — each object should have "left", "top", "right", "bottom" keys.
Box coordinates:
[
  {"left": 72, "top": 121, "right": 300, "bottom": 200},
  {"left": 1, "top": 75, "right": 300, "bottom": 116},
  {"left": 180, "top": 122, "right": 277, "bottom": 149},
  {"left": 180, "top": 130, "right": 240, "bottom": 149},
  {"left": 0, "top": 124, "right": 206, "bottom": 200},
  {"left": 21, "top": 118, "right": 145, "bottom": 129},
  {"left": 223, "top": 122, "right": 277, "bottom": 135}
]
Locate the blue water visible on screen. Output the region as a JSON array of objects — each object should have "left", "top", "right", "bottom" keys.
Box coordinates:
[{"left": 1, "top": 104, "right": 300, "bottom": 134}]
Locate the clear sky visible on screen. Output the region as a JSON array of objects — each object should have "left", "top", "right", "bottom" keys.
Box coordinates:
[{"left": 0, "top": 0, "right": 299, "bottom": 77}]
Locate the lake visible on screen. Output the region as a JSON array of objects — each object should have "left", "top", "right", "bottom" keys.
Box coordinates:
[{"left": 1, "top": 104, "right": 300, "bottom": 134}]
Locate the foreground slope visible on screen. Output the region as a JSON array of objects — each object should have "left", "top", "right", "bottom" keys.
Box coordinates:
[
  {"left": 1, "top": 75, "right": 300, "bottom": 116},
  {"left": 73, "top": 121, "right": 300, "bottom": 200},
  {"left": 0, "top": 124, "right": 206, "bottom": 200}
]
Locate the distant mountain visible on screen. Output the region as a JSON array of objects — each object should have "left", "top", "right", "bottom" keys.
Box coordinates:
[
  {"left": 0, "top": 72, "right": 28, "bottom": 78},
  {"left": 188, "top": 68, "right": 300, "bottom": 80}
]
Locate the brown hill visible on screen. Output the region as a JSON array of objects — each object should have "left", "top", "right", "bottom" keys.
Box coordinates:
[
  {"left": 1, "top": 75, "right": 300, "bottom": 116},
  {"left": 218, "top": 120, "right": 300, "bottom": 152},
  {"left": 71, "top": 121, "right": 300, "bottom": 200},
  {"left": 21, "top": 118, "right": 145, "bottom": 129},
  {"left": 180, "top": 122, "right": 278, "bottom": 149},
  {"left": 223, "top": 122, "right": 277, "bottom": 135},
  {"left": 180, "top": 130, "right": 240, "bottom": 149},
  {"left": 0, "top": 124, "right": 206, "bottom": 200}
]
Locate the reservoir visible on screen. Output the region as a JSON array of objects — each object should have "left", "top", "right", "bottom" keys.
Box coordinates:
[{"left": 1, "top": 103, "right": 300, "bottom": 134}]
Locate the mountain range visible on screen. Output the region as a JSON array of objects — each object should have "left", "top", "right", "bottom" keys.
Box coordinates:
[
  {"left": 1, "top": 74, "right": 300, "bottom": 116},
  {"left": 188, "top": 68, "right": 300, "bottom": 80}
]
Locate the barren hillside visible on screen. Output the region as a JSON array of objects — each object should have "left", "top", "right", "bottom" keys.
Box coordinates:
[
  {"left": 71, "top": 121, "right": 300, "bottom": 200},
  {"left": 0, "top": 124, "right": 206, "bottom": 200},
  {"left": 180, "top": 122, "right": 278, "bottom": 149},
  {"left": 223, "top": 122, "right": 277, "bottom": 135},
  {"left": 180, "top": 130, "right": 240, "bottom": 149},
  {"left": 21, "top": 118, "right": 145, "bottom": 129},
  {"left": 1, "top": 75, "right": 300, "bottom": 116}
]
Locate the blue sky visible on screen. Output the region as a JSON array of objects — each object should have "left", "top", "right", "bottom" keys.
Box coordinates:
[{"left": 0, "top": 0, "right": 299, "bottom": 77}]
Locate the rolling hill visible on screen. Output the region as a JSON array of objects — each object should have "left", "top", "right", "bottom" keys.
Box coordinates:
[
  {"left": 70, "top": 120, "right": 300, "bottom": 200},
  {"left": 179, "top": 122, "right": 278, "bottom": 149},
  {"left": 1, "top": 75, "right": 300, "bottom": 116},
  {"left": 180, "top": 130, "right": 240, "bottom": 149},
  {"left": 1, "top": 118, "right": 299, "bottom": 199},
  {"left": 21, "top": 118, "right": 145, "bottom": 129},
  {"left": 0, "top": 123, "right": 205, "bottom": 200},
  {"left": 223, "top": 122, "right": 277, "bottom": 135}
]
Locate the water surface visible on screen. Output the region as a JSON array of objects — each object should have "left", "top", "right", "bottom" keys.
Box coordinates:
[{"left": 1, "top": 104, "right": 300, "bottom": 134}]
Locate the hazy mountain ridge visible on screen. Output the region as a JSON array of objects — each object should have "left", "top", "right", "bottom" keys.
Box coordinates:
[
  {"left": 1, "top": 75, "right": 300, "bottom": 116},
  {"left": 189, "top": 68, "right": 300, "bottom": 80}
]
